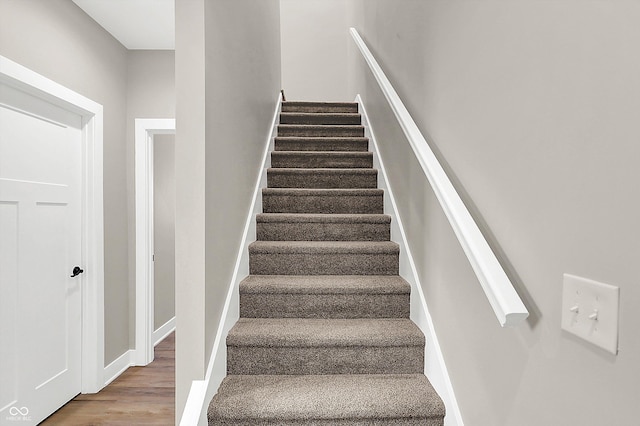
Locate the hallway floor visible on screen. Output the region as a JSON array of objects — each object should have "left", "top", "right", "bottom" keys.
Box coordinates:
[{"left": 42, "top": 333, "right": 175, "bottom": 425}]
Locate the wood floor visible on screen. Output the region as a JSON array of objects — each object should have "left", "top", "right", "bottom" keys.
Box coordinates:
[{"left": 42, "top": 332, "right": 175, "bottom": 425}]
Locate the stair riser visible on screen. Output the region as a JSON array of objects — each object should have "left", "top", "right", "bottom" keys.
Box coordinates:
[
  {"left": 249, "top": 252, "right": 399, "bottom": 275},
  {"left": 257, "top": 222, "right": 390, "bottom": 241},
  {"left": 282, "top": 103, "right": 358, "bottom": 114},
  {"left": 267, "top": 171, "right": 377, "bottom": 189},
  {"left": 280, "top": 114, "right": 361, "bottom": 126},
  {"left": 271, "top": 153, "right": 373, "bottom": 169},
  {"left": 275, "top": 138, "right": 369, "bottom": 152},
  {"left": 262, "top": 193, "right": 383, "bottom": 214},
  {"left": 227, "top": 346, "right": 423, "bottom": 375},
  {"left": 240, "top": 293, "right": 409, "bottom": 318},
  {"left": 278, "top": 125, "right": 364, "bottom": 138}
]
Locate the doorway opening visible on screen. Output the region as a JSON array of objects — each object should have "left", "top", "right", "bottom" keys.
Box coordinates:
[{"left": 135, "top": 119, "right": 176, "bottom": 366}]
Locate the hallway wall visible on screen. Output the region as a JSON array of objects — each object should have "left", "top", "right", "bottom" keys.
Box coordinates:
[
  {"left": 126, "top": 50, "right": 176, "bottom": 340},
  {"left": 0, "top": 1, "right": 176, "bottom": 367},
  {"left": 349, "top": 1, "right": 640, "bottom": 425}
]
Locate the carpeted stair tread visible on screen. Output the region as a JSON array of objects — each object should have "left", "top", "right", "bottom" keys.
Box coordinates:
[
  {"left": 249, "top": 241, "right": 399, "bottom": 276},
  {"left": 262, "top": 188, "right": 383, "bottom": 197},
  {"left": 239, "top": 275, "right": 410, "bottom": 319},
  {"left": 275, "top": 137, "right": 369, "bottom": 151},
  {"left": 256, "top": 213, "right": 390, "bottom": 240},
  {"left": 262, "top": 188, "right": 383, "bottom": 214},
  {"left": 271, "top": 151, "right": 373, "bottom": 168},
  {"left": 226, "top": 319, "right": 424, "bottom": 374},
  {"left": 240, "top": 275, "right": 411, "bottom": 318},
  {"left": 239, "top": 275, "right": 409, "bottom": 295},
  {"left": 278, "top": 124, "right": 365, "bottom": 137},
  {"left": 227, "top": 318, "right": 422, "bottom": 347},
  {"left": 208, "top": 374, "right": 445, "bottom": 425},
  {"left": 256, "top": 213, "right": 390, "bottom": 225},
  {"left": 282, "top": 101, "right": 358, "bottom": 113},
  {"left": 280, "top": 112, "right": 362, "bottom": 125},
  {"left": 249, "top": 240, "right": 399, "bottom": 254},
  {"left": 267, "top": 168, "right": 378, "bottom": 189}
]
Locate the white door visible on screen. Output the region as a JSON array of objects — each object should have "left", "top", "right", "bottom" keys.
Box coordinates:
[{"left": 0, "top": 82, "right": 83, "bottom": 425}]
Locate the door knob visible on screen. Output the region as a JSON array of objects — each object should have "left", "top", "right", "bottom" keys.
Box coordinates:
[{"left": 71, "top": 266, "right": 84, "bottom": 277}]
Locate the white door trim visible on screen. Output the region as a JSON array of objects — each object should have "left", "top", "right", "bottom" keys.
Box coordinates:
[
  {"left": 135, "top": 118, "right": 176, "bottom": 366},
  {"left": 0, "top": 55, "right": 105, "bottom": 393}
]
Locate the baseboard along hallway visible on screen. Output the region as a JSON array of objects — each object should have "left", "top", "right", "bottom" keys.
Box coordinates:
[{"left": 41, "top": 333, "right": 175, "bottom": 425}]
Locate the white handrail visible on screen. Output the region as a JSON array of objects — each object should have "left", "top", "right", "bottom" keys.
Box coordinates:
[{"left": 350, "top": 28, "right": 528, "bottom": 327}]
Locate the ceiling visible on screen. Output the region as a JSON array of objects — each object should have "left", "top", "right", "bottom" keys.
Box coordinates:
[{"left": 71, "top": 0, "right": 174, "bottom": 50}]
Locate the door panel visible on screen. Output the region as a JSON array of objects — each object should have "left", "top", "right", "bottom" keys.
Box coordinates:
[{"left": 0, "top": 82, "right": 82, "bottom": 424}]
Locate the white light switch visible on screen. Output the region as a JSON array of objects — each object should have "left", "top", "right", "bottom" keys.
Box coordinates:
[{"left": 561, "top": 274, "right": 619, "bottom": 354}]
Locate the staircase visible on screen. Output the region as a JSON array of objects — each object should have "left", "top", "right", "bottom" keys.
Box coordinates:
[{"left": 207, "top": 101, "right": 445, "bottom": 425}]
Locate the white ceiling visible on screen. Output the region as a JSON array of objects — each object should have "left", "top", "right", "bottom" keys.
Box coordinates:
[{"left": 72, "top": 0, "right": 174, "bottom": 50}]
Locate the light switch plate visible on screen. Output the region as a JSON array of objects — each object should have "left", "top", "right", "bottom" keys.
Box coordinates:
[{"left": 561, "top": 274, "right": 619, "bottom": 354}]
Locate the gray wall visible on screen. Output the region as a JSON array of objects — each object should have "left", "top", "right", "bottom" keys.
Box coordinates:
[
  {"left": 350, "top": 1, "right": 640, "bottom": 425},
  {"left": 175, "top": 0, "right": 281, "bottom": 420},
  {"left": 175, "top": 0, "right": 207, "bottom": 421},
  {"left": 0, "top": 0, "right": 130, "bottom": 365},
  {"left": 280, "top": 0, "right": 350, "bottom": 101},
  {"left": 153, "top": 134, "right": 175, "bottom": 332}
]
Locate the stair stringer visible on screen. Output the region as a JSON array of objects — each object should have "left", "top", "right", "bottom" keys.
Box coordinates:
[
  {"left": 357, "top": 94, "right": 464, "bottom": 426},
  {"left": 180, "top": 93, "right": 282, "bottom": 426}
]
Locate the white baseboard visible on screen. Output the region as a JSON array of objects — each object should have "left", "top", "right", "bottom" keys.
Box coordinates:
[
  {"left": 103, "top": 349, "right": 135, "bottom": 387},
  {"left": 357, "top": 94, "right": 464, "bottom": 426},
  {"left": 102, "top": 317, "right": 175, "bottom": 390},
  {"left": 181, "top": 380, "right": 208, "bottom": 426},
  {"left": 153, "top": 317, "right": 176, "bottom": 347}
]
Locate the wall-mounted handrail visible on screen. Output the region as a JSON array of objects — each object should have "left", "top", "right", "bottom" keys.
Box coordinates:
[{"left": 350, "top": 28, "right": 528, "bottom": 327}]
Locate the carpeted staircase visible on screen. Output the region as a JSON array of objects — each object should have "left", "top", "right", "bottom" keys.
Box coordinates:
[{"left": 208, "top": 101, "right": 445, "bottom": 425}]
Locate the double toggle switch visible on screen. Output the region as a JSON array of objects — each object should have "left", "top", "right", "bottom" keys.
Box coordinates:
[
  {"left": 569, "top": 305, "right": 598, "bottom": 320},
  {"left": 561, "top": 274, "right": 619, "bottom": 355}
]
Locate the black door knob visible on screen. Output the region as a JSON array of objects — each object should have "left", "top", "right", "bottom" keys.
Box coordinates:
[{"left": 71, "top": 266, "right": 84, "bottom": 278}]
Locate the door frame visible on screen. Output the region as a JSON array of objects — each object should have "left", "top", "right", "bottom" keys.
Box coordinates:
[
  {"left": 0, "top": 55, "right": 105, "bottom": 393},
  {"left": 134, "top": 118, "right": 176, "bottom": 365}
]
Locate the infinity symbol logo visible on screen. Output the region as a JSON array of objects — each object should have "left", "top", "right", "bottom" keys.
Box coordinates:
[{"left": 9, "top": 407, "right": 29, "bottom": 416}]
